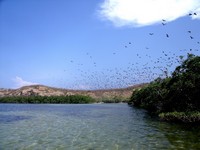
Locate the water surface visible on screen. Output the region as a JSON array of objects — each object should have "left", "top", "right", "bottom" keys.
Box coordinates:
[{"left": 0, "top": 104, "right": 199, "bottom": 149}]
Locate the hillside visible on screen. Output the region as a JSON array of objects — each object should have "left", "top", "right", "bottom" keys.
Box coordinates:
[{"left": 0, "top": 84, "right": 146, "bottom": 102}]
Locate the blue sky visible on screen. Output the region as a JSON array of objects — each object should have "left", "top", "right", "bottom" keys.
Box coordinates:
[{"left": 0, "top": 0, "right": 200, "bottom": 89}]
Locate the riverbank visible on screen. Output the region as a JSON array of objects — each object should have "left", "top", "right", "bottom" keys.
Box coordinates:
[
  {"left": 0, "top": 95, "right": 130, "bottom": 104},
  {"left": 128, "top": 102, "right": 200, "bottom": 123},
  {"left": 159, "top": 112, "right": 200, "bottom": 123}
]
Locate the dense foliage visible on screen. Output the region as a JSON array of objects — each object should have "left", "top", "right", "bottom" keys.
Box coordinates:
[
  {"left": 129, "top": 54, "right": 200, "bottom": 122},
  {"left": 0, "top": 95, "right": 95, "bottom": 104}
]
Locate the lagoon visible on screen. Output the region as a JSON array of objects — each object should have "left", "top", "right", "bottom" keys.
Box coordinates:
[{"left": 0, "top": 104, "right": 199, "bottom": 149}]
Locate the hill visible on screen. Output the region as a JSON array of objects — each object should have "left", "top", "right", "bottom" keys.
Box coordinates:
[{"left": 0, "top": 84, "right": 147, "bottom": 102}]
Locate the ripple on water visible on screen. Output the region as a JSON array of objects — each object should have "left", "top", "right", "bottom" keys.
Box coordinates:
[
  {"left": 0, "top": 114, "right": 31, "bottom": 123},
  {"left": 0, "top": 104, "right": 200, "bottom": 150}
]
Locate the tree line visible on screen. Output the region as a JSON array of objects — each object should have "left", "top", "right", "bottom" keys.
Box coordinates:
[
  {"left": 0, "top": 95, "right": 95, "bottom": 104},
  {"left": 129, "top": 54, "right": 200, "bottom": 123}
]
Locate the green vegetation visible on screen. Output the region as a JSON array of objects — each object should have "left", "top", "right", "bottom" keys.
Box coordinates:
[
  {"left": 0, "top": 95, "right": 95, "bottom": 104},
  {"left": 129, "top": 54, "right": 200, "bottom": 123},
  {"left": 100, "top": 96, "right": 128, "bottom": 103},
  {"left": 159, "top": 112, "right": 200, "bottom": 123}
]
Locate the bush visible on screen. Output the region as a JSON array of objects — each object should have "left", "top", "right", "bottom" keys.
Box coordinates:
[
  {"left": 159, "top": 112, "right": 200, "bottom": 123},
  {"left": 0, "top": 95, "right": 95, "bottom": 104},
  {"left": 129, "top": 54, "right": 200, "bottom": 116}
]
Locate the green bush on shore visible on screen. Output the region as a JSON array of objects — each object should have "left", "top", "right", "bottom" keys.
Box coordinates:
[
  {"left": 0, "top": 95, "right": 95, "bottom": 104},
  {"left": 159, "top": 112, "right": 200, "bottom": 123},
  {"left": 129, "top": 54, "right": 200, "bottom": 123}
]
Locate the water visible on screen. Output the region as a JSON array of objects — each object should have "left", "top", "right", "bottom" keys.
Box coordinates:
[{"left": 0, "top": 104, "right": 199, "bottom": 150}]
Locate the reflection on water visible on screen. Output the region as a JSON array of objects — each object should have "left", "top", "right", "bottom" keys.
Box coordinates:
[{"left": 0, "top": 104, "right": 199, "bottom": 149}]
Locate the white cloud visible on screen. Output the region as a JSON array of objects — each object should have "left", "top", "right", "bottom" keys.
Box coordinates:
[
  {"left": 99, "top": 0, "right": 200, "bottom": 27},
  {"left": 12, "top": 76, "right": 38, "bottom": 88}
]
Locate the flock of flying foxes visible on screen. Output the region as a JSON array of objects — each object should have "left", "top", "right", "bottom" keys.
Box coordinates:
[{"left": 64, "top": 12, "right": 199, "bottom": 90}]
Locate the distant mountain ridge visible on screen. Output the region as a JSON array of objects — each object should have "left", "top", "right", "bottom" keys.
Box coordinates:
[{"left": 0, "top": 84, "right": 147, "bottom": 102}]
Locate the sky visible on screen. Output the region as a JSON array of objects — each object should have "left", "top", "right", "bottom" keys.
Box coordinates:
[{"left": 0, "top": 0, "right": 200, "bottom": 89}]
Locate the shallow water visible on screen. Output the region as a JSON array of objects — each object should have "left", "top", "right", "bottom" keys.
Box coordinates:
[{"left": 0, "top": 104, "right": 199, "bottom": 150}]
